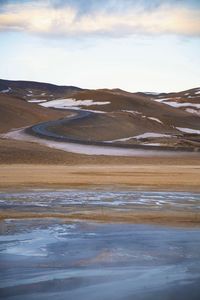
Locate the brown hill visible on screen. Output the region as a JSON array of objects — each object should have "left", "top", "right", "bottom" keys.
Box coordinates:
[
  {"left": 71, "top": 89, "right": 200, "bottom": 128},
  {"left": 1, "top": 80, "right": 200, "bottom": 151},
  {"left": 0, "top": 94, "right": 67, "bottom": 133},
  {"left": 0, "top": 79, "right": 83, "bottom": 101},
  {"left": 43, "top": 89, "right": 200, "bottom": 149},
  {"left": 145, "top": 87, "right": 200, "bottom": 116}
]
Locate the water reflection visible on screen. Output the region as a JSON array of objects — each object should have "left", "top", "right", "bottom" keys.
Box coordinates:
[{"left": 0, "top": 218, "right": 200, "bottom": 299}]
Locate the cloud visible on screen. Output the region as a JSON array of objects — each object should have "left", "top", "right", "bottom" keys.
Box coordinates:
[{"left": 0, "top": 1, "right": 200, "bottom": 38}]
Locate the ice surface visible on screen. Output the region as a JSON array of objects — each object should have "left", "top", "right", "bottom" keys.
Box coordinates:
[{"left": 0, "top": 216, "right": 200, "bottom": 300}]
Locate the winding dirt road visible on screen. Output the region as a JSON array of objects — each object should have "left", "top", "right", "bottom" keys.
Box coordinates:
[{"left": 26, "top": 109, "right": 200, "bottom": 153}]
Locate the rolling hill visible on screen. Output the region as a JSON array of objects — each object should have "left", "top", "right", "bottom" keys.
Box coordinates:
[{"left": 0, "top": 79, "right": 200, "bottom": 151}]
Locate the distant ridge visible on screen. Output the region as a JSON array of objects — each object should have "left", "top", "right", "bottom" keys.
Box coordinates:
[
  {"left": 0, "top": 79, "right": 83, "bottom": 99},
  {"left": 0, "top": 78, "right": 199, "bottom": 117}
]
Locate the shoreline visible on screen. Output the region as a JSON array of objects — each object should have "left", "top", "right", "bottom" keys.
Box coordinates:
[
  {"left": 1, "top": 164, "right": 200, "bottom": 228},
  {"left": 1, "top": 209, "right": 200, "bottom": 228}
]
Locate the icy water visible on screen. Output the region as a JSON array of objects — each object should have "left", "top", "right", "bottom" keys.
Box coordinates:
[
  {"left": 1, "top": 190, "right": 200, "bottom": 212},
  {"left": 0, "top": 190, "right": 200, "bottom": 300}
]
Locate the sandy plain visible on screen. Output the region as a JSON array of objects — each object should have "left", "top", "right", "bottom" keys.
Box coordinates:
[{"left": 0, "top": 163, "right": 200, "bottom": 190}]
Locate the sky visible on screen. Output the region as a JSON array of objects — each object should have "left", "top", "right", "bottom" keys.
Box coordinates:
[{"left": 0, "top": 0, "right": 200, "bottom": 92}]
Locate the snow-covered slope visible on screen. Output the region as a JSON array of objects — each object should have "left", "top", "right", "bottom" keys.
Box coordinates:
[{"left": 148, "top": 87, "right": 200, "bottom": 117}]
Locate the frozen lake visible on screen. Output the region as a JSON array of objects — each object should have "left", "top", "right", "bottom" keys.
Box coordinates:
[{"left": 0, "top": 190, "right": 200, "bottom": 299}]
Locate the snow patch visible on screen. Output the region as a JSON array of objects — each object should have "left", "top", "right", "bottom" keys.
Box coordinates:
[
  {"left": 76, "top": 108, "right": 106, "bottom": 114},
  {"left": 142, "top": 143, "right": 161, "bottom": 146},
  {"left": 188, "top": 95, "right": 199, "bottom": 99},
  {"left": 164, "top": 102, "right": 200, "bottom": 108},
  {"left": 0, "top": 87, "right": 11, "bottom": 93},
  {"left": 28, "top": 99, "right": 47, "bottom": 103},
  {"left": 134, "top": 132, "right": 171, "bottom": 139},
  {"left": 106, "top": 132, "right": 171, "bottom": 143},
  {"left": 122, "top": 110, "right": 141, "bottom": 115},
  {"left": 105, "top": 136, "right": 136, "bottom": 143},
  {"left": 155, "top": 99, "right": 200, "bottom": 109},
  {"left": 144, "top": 92, "right": 160, "bottom": 96},
  {"left": 147, "top": 117, "right": 163, "bottom": 124},
  {"left": 154, "top": 98, "right": 171, "bottom": 102},
  {"left": 176, "top": 127, "right": 200, "bottom": 135},
  {"left": 40, "top": 98, "right": 110, "bottom": 109},
  {"left": 186, "top": 108, "right": 200, "bottom": 116}
]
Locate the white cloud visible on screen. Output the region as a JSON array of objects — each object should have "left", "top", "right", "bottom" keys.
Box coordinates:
[{"left": 0, "top": 2, "right": 200, "bottom": 37}]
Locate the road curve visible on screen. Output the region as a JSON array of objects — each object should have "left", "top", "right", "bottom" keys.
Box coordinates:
[
  {"left": 26, "top": 109, "right": 200, "bottom": 153},
  {"left": 27, "top": 109, "right": 93, "bottom": 144}
]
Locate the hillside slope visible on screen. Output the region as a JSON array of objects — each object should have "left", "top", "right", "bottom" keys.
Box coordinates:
[
  {"left": 1, "top": 79, "right": 200, "bottom": 150},
  {"left": 145, "top": 87, "right": 200, "bottom": 116},
  {"left": 0, "top": 94, "right": 68, "bottom": 133}
]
